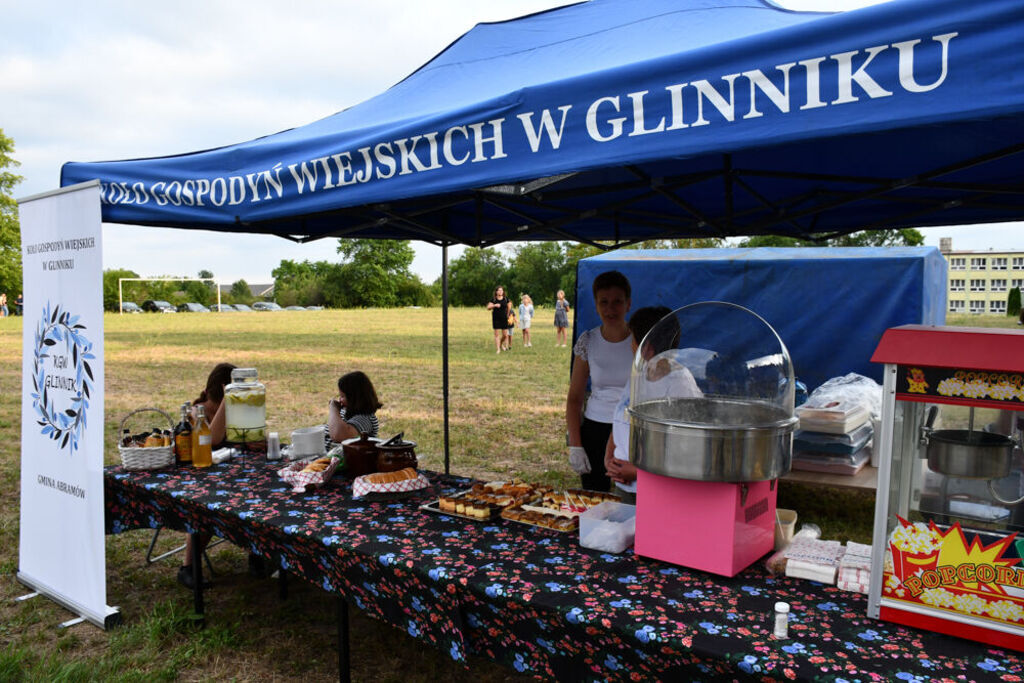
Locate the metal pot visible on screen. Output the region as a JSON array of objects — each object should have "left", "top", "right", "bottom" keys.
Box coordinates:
[
  {"left": 629, "top": 397, "right": 796, "bottom": 482},
  {"left": 924, "top": 429, "right": 1016, "bottom": 479},
  {"left": 341, "top": 433, "right": 381, "bottom": 478},
  {"left": 376, "top": 437, "right": 417, "bottom": 472}
]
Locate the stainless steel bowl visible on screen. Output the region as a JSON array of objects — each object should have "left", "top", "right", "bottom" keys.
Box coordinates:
[
  {"left": 925, "top": 429, "right": 1015, "bottom": 479},
  {"left": 629, "top": 397, "right": 796, "bottom": 482}
]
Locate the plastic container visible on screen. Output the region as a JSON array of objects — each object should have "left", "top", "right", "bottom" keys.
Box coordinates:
[
  {"left": 579, "top": 501, "right": 636, "bottom": 553},
  {"left": 291, "top": 426, "right": 326, "bottom": 458}
]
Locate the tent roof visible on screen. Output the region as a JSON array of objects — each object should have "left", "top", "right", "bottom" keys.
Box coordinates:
[{"left": 61, "top": 0, "right": 1024, "bottom": 247}]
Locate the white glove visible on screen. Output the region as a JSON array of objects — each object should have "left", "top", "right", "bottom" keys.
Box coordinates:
[{"left": 568, "top": 446, "right": 591, "bottom": 474}]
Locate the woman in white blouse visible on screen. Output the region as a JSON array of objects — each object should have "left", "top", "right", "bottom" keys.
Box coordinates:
[{"left": 565, "top": 271, "right": 633, "bottom": 491}]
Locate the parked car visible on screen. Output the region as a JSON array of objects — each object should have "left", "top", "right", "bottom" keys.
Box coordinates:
[
  {"left": 142, "top": 300, "right": 176, "bottom": 313},
  {"left": 252, "top": 301, "right": 283, "bottom": 311},
  {"left": 306, "top": 305, "right": 324, "bottom": 311},
  {"left": 232, "top": 303, "right": 253, "bottom": 312},
  {"left": 285, "top": 305, "right": 306, "bottom": 311},
  {"left": 120, "top": 301, "right": 142, "bottom": 313},
  {"left": 177, "top": 302, "right": 211, "bottom": 313},
  {"left": 211, "top": 303, "right": 236, "bottom": 312}
]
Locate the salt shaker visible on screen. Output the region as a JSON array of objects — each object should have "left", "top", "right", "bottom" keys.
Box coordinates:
[
  {"left": 773, "top": 601, "right": 790, "bottom": 639},
  {"left": 267, "top": 432, "right": 281, "bottom": 461}
]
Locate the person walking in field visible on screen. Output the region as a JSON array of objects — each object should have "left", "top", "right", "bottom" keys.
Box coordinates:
[
  {"left": 519, "top": 294, "right": 534, "bottom": 347},
  {"left": 553, "top": 289, "right": 570, "bottom": 347},
  {"left": 487, "top": 285, "right": 512, "bottom": 354},
  {"left": 505, "top": 303, "right": 516, "bottom": 351},
  {"left": 0, "top": 293, "right": 7, "bottom": 317}
]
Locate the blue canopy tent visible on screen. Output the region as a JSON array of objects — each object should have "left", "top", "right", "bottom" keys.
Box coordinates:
[
  {"left": 59, "top": 0, "right": 1024, "bottom": 469},
  {"left": 62, "top": 0, "right": 1024, "bottom": 244}
]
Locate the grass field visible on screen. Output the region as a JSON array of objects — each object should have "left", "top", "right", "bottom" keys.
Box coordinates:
[{"left": 0, "top": 309, "right": 1016, "bottom": 680}]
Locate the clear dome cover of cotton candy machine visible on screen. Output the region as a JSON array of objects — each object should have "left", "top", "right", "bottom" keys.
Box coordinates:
[{"left": 628, "top": 301, "right": 797, "bottom": 482}]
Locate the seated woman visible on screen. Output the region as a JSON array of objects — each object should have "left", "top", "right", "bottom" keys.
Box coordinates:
[
  {"left": 179, "top": 362, "right": 235, "bottom": 589},
  {"left": 326, "top": 370, "right": 382, "bottom": 445}
]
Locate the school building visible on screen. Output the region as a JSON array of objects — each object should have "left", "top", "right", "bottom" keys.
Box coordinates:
[{"left": 940, "top": 238, "right": 1024, "bottom": 316}]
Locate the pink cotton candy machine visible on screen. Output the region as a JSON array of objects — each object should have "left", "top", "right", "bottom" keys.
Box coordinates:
[{"left": 629, "top": 302, "right": 797, "bottom": 576}]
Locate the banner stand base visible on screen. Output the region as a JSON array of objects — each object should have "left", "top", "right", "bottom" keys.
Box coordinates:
[{"left": 17, "top": 572, "right": 121, "bottom": 630}]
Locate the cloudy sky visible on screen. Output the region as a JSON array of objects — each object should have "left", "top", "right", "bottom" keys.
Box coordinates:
[{"left": 4, "top": 0, "right": 1018, "bottom": 286}]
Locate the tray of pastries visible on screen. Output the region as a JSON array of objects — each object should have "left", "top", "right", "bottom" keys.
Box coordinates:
[
  {"left": 501, "top": 505, "right": 580, "bottom": 533},
  {"left": 421, "top": 480, "right": 548, "bottom": 522},
  {"left": 502, "top": 488, "right": 622, "bottom": 532},
  {"left": 521, "top": 489, "right": 622, "bottom": 517}
]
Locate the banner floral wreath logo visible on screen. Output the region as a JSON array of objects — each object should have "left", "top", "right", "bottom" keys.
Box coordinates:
[{"left": 30, "top": 302, "right": 94, "bottom": 453}]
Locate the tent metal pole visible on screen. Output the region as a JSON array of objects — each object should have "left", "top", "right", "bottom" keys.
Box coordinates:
[{"left": 442, "top": 243, "right": 450, "bottom": 475}]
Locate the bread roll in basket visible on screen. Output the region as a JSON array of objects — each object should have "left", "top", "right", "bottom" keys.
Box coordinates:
[{"left": 352, "top": 467, "right": 429, "bottom": 498}]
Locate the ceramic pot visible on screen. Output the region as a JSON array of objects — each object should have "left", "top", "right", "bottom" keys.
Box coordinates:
[
  {"left": 377, "top": 438, "right": 417, "bottom": 472},
  {"left": 342, "top": 433, "right": 381, "bottom": 477}
]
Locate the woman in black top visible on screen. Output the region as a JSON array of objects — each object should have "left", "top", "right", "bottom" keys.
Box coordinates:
[{"left": 487, "top": 285, "right": 512, "bottom": 354}]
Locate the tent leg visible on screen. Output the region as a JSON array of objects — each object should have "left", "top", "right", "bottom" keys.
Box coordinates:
[
  {"left": 337, "top": 596, "right": 350, "bottom": 683},
  {"left": 442, "top": 243, "right": 450, "bottom": 475}
]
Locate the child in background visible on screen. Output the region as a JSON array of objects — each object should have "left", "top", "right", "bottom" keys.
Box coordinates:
[
  {"left": 327, "top": 370, "right": 382, "bottom": 444},
  {"left": 604, "top": 307, "right": 700, "bottom": 503},
  {"left": 519, "top": 294, "right": 534, "bottom": 347},
  {"left": 553, "top": 290, "right": 570, "bottom": 347},
  {"left": 504, "top": 304, "right": 516, "bottom": 351}
]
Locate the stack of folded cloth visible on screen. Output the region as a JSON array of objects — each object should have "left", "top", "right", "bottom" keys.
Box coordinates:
[
  {"left": 792, "top": 400, "right": 873, "bottom": 476},
  {"left": 783, "top": 537, "right": 846, "bottom": 584},
  {"left": 836, "top": 541, "right": 873, "bottom": 594}
]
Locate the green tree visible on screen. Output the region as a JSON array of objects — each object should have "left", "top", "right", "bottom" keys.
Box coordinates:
[
  {"left": 0, "top": 130, "right": 23, "bottom": 297},
  {"left": 737, "top": 229, "right": 925, "bottom": 248},
  {"left": 184, "top": 270, "right": 215, "bottom": 305},
  {"left": 447, "top": 247, "right": 508, "bottom": 306},
  {"left": 395, "top": 274, "right": 437, "bottom": 307},
  {"left": 1008, "top": 287, "right": 1021, "bottom": 319},
  {"left": 335, "top": 239, "right": 416, "bottom": 307},
  {"left": 102, "top": 268, "right": 141, "bottom": 311},
  {"left": 509, "top": 242, "right": 568, "bottom": 304},
  {"left": 230, "top": 279, "right": 253, "bottom": 304},
  {"left": 273, "top": 259, "right": 338, "bottom": 306}
]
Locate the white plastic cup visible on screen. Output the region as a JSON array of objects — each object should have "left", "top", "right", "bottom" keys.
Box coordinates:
[
  {"left": 267, "top": 432, "right": 281, "bottom": 461},
  {"left": 774, "top": 509, "right": 797, "bottom": 551}
]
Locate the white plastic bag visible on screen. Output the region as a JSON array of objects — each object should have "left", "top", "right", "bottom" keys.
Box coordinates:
[{"left": 804, "top": 373, "right": 883, "bottom": 419}]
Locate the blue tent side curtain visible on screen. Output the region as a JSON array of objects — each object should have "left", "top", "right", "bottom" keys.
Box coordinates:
[{"left": 60, "top": 0, "right": 1024, "bottom": 248}]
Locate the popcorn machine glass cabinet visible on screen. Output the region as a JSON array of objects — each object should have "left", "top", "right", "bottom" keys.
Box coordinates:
[
  {"left": 883, "top": 399, "right": 1024, "bottom": 540},
  {"left": 873, "top": 395, "right": 1024, "bottom": 647}
]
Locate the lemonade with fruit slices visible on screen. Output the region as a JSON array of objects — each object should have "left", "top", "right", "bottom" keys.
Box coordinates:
[{"left": 224, "top": 368, "right": 266, "bottom": 445}]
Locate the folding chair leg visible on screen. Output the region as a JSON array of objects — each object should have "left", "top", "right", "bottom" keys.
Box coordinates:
[{"left": 145, "top": 527, "right": 223, "bottom": 575}]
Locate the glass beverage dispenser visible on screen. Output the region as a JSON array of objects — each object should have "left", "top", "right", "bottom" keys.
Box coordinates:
[
  {"left": 224, "top": 367, "right": 266, "bottom": 451},
  {"left": 868, "top": 325, "right": 1024, "bottom": 650}
]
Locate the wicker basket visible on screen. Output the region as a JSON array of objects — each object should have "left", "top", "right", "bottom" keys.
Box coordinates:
[{"left": 118, "top": 407, "right": 175, "bottom": 471}]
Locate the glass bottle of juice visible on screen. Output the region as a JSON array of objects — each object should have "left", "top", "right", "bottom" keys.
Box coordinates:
[
  {"left": 174, "top": 402, "right": 193, "bottom": 466},
  {"left": 192, "top": 405, "right": 214, "bottom": 468}
]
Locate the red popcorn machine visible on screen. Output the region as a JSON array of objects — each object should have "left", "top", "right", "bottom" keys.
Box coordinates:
[
  {"left": 630, "top": 302, "right": 796, "bottom": 576},
  {"left": 868, "top": 325, "right": 1024, "bottom": 650}
]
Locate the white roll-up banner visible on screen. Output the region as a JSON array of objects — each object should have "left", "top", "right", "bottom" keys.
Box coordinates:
[{"left": 17, "top": 180, "right": 118, "bottom": 628}]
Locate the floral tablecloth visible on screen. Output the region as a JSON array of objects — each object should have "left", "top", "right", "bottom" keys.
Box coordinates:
[{"left": 105, "top": 456, "right": 1024, "bottom": 682}]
